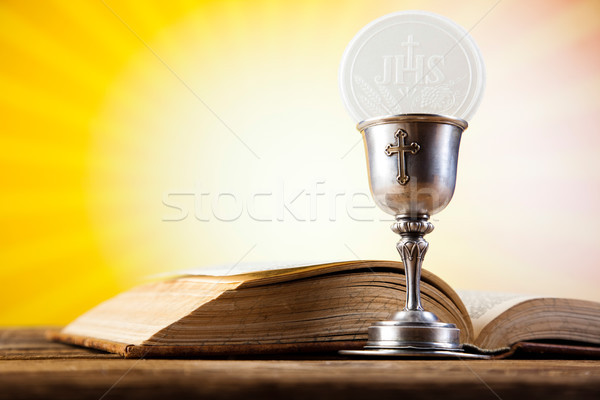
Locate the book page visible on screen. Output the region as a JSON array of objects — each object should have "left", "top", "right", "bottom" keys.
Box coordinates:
[
  {"left": 147, "top": 260, "right": 468, "bottom": 332},
  {"left": 457, "top": 290, "right": 541, "bottom": 339}
]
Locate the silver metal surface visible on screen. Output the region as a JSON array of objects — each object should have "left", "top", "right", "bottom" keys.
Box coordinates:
[
  {"left": 366, "top": 311, "right": 461, "bottom": 350},
  {"left": 392, "top": 219, "right": 434, "bottom": 311},
  {"left": 339, "top": 349, "right": 491, "bottom": 359},
  {"left": 358, "top": 113, "right": 466, "bottom": 217},
  {"left": 341, "top": 114, "right": 469, "bottom": 357}
]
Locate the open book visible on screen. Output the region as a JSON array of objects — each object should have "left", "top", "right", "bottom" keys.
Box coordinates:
[{"left": 49, "top": 261, "right": 600, "bottom": 358}]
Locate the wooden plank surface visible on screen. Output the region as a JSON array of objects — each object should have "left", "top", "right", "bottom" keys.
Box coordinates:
[
  {"left": 0, "top": 327, "right": 120, "bottom": 360},
  {"left": 1, "top": 328, "right": 599, "bottom": 400}
]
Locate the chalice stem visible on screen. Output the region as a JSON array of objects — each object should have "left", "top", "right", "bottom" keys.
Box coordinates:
[
  {"left": 397, "top": 236, "right": 427, "bottom": 311},
  {"left": 392, "top": 218, "right": 434, "bottom": 312}
]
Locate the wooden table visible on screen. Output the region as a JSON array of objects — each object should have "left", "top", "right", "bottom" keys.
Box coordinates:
[{"left": 1, "top": 328, "right": 599, "bottom": 399}]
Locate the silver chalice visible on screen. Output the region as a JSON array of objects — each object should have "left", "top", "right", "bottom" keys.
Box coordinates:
[{"left": 340, "top": 113, "right": 482, "bottom": 358}]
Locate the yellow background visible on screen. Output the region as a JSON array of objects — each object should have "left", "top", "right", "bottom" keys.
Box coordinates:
[{"left": 1, "top": 0, "right": 599, "bottom": 325}]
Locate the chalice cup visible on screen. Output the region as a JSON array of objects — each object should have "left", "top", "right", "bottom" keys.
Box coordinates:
[{"left": 343, "top": 113, "right": 469, "bottom": 356}]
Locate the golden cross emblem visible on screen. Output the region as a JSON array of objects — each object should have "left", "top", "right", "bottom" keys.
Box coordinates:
[{"left": 384, "top": 129, "right": 421, "bottom": 185}]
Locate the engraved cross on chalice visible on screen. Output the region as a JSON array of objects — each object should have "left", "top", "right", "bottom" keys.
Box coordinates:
[
  {"left": 385, "top": 128, "right": 421, "bottom": 185},
  {"left": 341, "top": 114, "right": 472, "bottom": 357}
]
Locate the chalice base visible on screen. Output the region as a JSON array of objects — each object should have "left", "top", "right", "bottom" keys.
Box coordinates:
[{"left": 340, "top": 311, "right": 490, "bottom": 359}]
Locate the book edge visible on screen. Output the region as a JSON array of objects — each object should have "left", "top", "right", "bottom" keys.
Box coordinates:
[
  {"left": 47, "top": 329, "right": 366, "bottom": 358},
  {"left": 46, "top": 329, "right": 133, "bottom": 358}
]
